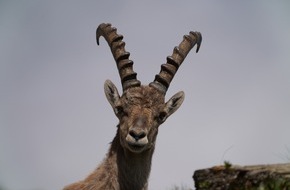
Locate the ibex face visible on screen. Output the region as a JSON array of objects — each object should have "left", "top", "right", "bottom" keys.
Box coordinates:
[
  {"left": 104, "top": 81, "right": 184, "bottom": 153},
  {"left": 97, "top": 23, "right": 201, "bottom": 154}
]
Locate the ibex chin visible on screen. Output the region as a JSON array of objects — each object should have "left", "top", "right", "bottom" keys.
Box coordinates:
[{"left": 63, "top": 23, "right": 202, "bottom": 190}]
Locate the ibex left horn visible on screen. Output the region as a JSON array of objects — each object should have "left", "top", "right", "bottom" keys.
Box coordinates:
[
  {"left": 97, "top": 23, "right": 141, "bottom": 91},
  {"left": 149, "top": 31, "right": 202, "bottom": 94}
]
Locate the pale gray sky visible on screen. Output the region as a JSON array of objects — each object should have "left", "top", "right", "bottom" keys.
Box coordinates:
[{"left": 1, "top": 1, "right": 290, "bottom": 190}]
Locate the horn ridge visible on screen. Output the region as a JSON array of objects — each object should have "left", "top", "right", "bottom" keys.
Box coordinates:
[
  {"left": 166, "top": 56, "right": 180, "bottom": 69},
  {"left": 96, "top": 23, "right": 141, "bottom": 91},
  {"left": 118, "top": 60, "right": 133, "bottom": 71},
  {"left": 160, "top": 63, "right": 176, "bottom": 76}
]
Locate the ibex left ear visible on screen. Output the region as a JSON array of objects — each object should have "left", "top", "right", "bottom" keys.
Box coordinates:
[
  {"left": 104, "top": 80, "right": 120, "bottom": 109},
  {"left": 163, "top": 91, "right": 185, "bottom": 118}
]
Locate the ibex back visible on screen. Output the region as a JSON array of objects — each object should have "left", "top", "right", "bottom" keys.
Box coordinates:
[{"left": 63, "top": 23, "right": 202, "bottom": 190}]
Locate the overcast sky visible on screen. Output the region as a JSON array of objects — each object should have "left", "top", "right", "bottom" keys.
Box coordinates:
[{"left": 1, "top": 1, "right": 290, "bottom": 190}]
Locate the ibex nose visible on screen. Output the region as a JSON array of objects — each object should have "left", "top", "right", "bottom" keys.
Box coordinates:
[{"left": 129, "top": 130, "right": 146, "bottom": 141}]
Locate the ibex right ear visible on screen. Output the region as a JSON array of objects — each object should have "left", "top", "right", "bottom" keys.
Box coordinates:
[{"left": 104, "top": 80, "right": 120, "bottom": 109}]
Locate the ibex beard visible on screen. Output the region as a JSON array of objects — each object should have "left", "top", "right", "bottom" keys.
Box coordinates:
[{"left": 63, "top": 23, "right": 202, "bottom": 190}]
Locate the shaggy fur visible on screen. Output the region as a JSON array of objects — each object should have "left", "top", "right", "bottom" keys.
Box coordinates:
[{"left": 63, "top": 130, "right": 153, "bottom": 190}]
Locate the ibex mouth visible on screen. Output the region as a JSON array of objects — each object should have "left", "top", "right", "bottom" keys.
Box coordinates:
[
  {"left": 127, "top": 142, "right": 147, "bottom": 153},
  {"left": 126, "top": 137, "right": 148, "bottom": 153}
]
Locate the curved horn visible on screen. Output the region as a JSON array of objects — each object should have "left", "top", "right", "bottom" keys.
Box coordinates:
[
  {"left": 97, "top": 23, "right": 141, "bottom": 91},
  {"left": 149, "top": 31, "right": 202, "bottom": 94}
]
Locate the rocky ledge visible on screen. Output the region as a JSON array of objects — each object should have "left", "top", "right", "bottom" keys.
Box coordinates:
[{"left": 193, "top": 163, "right": 290, "bottom": 190}]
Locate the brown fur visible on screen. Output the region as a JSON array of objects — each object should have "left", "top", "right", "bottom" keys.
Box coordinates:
[
  {"left": 63, "top": 85, "right": 184, "bottom": 190},
  {"left": 63, "top": 129, "right": 153, "bottom": 190}
]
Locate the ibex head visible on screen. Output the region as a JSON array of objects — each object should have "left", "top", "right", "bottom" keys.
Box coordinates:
[{"left": 97, "top": 23, "right": 201, "bottom": 153}]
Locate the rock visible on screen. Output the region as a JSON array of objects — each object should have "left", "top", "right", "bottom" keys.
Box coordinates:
[{"left": 193, "top": 163, "right": 290, "bottom": 190}]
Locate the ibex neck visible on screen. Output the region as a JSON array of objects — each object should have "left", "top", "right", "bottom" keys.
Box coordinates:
[{"left": 109, "top": 131, "right": 154, "bottom": 190}]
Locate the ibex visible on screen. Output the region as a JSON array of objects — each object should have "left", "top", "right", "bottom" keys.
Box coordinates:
[{"left": 63, "top": 23, "right": 202, "bottom": 190}]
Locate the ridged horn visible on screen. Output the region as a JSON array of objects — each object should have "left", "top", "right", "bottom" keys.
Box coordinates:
[
  {"left": 149, "top": 31, "right": 202, "bottom": 94},
  {"left": 96, "top": 23, "right": 141, "bottom": 91}
]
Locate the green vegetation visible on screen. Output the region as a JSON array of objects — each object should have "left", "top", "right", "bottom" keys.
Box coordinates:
[{"left": 224, "top": 160, "right": 232, "bottom": 170}]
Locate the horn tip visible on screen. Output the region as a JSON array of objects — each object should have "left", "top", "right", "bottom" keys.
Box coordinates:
[
  {"left": 96, "top": 23, "right": 112, "bottom": 45},
  {"left": 96, "top": 35, "right": 100, "bottom": 45},
  {"left": 195, "top": 32, "right": 202, "bottom": 53},
  {"left": 196, "top": 44, "right": 200, "bottom": 53},
  {"left": 189, "top": 31, "right": 202, "bottom": 53}
]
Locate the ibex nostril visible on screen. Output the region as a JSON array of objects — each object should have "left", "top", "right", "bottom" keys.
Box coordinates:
[{"left": 129, "top": 130, "right": 146, "bottom": 141}]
